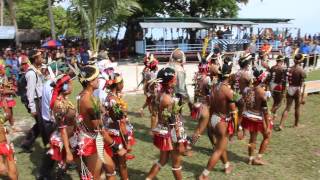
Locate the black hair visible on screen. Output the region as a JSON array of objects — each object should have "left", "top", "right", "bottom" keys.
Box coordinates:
[
  {"left": 252, "top": 67, "right": 263, "bottom": 79},
  {"left": 239, "top": 59, "right": 250, "bottom": 69},
  {"left": 78, "top": 65, "right": 98, "bottom": 87},
  {"left": 28, "top": 50, "right": 38, "bottom": 64},
  {"left": 108, "top": 73, "right": 122, "bottom": 90},
  {"left": 157, "top": 67, "right": 175, "bottom": 84},
  {"left": 218, "top": 62, "right": 232, "bottom": 81},
  {"left": 223, "top": 56, "right": 232, "bottom": 64},
  {"left": 295, "top": 54, "right": 303, "bottom": 61}
]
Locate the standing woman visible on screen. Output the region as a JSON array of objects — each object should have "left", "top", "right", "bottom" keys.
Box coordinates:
[
  {"left": 146, "top": 67, "right": 188, "bottom": 180},
  {"left": 77, "top": 65, "right": 126, "bottom": 180},
  {"left": 47, "top": 74, "right": 77, "bottom": 178},
  {"left": 103, "top": 72, "right": 135, "bottom": 180}
]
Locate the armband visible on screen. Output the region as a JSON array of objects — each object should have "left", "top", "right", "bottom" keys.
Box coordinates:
[{"left": 58, "top": 125, "right": 67, "bottom": 129}]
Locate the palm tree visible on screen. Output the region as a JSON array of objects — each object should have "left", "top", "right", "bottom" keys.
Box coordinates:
[{"left": 70, "top": 0, "right": 140, "bottom": 52}]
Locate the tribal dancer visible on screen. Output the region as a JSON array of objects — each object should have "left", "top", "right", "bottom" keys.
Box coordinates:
[
  {"left": 241, "top": 69, "right": 271, "bottom": 165},
  {"left": 279, "top": 54, "right": 307, "bottom": 130},
  {"left": 103, "top": 72, "right": 135, "bottom": 180},
  {"left": 139, "top": 53, "right": 159, "bottom": 131},
  {"left": 47, "top": 74, "right": 78, "bottom": 178},
  {"left": 198, "top": 61, "right": 238, "bottom": 180},
  {"left": 267, "top": 55, "right": 286, "bottom": 120},
  {"left": 190, "top": 52, "right": 213, "bottom": 145},
  {"left": 142, "top": 78, "right": 161, "bottom": 133},
  {"left": 0, "top": 99, "right": 18, "bottom": 179},
  {"left": 77, "top": 65, "right": 126, "bottom": 180},
  {"left": 146, "top": 67, "right": 188, "bottom": 180},
  {"left": 0, "top": 64, "right": 17, "bottom": 131},
  {"left": 192, "top": 52, "right": 213, "bottom": 107},
  {"left": 229, "top": 53, "right": 254, "bottom": 139}
]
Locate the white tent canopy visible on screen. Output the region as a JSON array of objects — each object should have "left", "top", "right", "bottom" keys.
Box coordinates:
[{"left": 0, "top": 26, "right": 15, "bottom": 39}]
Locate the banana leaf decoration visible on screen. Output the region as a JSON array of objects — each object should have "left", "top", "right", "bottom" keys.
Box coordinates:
[
  {"left": 162, "top": 108, "right": 171, "bottom": 123},
  {"left": 0, "top": 109, "right": 6, "bottom": 125},
  {"left": 90, "top": 97, "right": 101, "bottom": 120},
  {"left": 232, "top": 92, "right": 242, "bottom": 103},
  {"left": 172, "top": 100, "right": 183, "bottom": 115}
]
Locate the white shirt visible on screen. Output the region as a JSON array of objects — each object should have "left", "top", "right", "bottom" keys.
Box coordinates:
[
  {"left": 284, "top": 46, "right": 292, "bottom": 58},
  {"left": 93, "top": 75, "right": 108, "bottom": 103},
  {"left": 26, "top": 66, "right": 43, "bottom": 113},
  {"left": 41, "top": 80, "right": 53, "bottom": 121}
]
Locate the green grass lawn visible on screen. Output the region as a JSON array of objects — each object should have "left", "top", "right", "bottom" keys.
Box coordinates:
[
  {"left": 10, "top": 70, "right": 320, "bottom": 180},
  {"left": 307, "top": 69, "right": 320, "bottom": 81}
]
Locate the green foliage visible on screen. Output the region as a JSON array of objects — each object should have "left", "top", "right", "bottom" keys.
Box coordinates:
[
  {"left": 14, "top": 0, "right": 80, "bottom": 37},
  {"left": 133, "top": 0, "right": 248, "bottom": 19},
  {"left": 69, "top": 0, "right": 141, "bottom": 51}
]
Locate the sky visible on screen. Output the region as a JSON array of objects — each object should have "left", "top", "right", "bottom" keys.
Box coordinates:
[{"left": 238, "top": 0, "right": 320, "bottom": 34}]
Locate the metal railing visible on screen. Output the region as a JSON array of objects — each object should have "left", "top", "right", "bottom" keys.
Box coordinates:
[
  {"left": 145, "top": 43, "right": 207, "bottom": 54},
  {"left": 256, "top": 40, "right": 282, "bottom": 51},
  {"left": 145, "top": 39, "right": 250, "bottom": 54}
]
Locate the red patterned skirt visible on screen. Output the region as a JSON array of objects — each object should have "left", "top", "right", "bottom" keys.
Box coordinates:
[
  {"left": 242, "top": 111, "right": 272, "bottom": 133},
  {"left": 270, "top": 82, "right": 284, "bottom": 93},
  {"left": 153, "top": 133, "right": 173, "bottom": 151},
  {"left": 0, "top": 142, "right": 14, "bottom": 161},
  {"left": 0, "top": 99, "right": 16, "bottom": 108}
]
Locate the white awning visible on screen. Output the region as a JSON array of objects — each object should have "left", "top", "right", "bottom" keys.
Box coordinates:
[
  {"left": 140, "top": 22, "right": 210, "bottom": 29},
  {"left": 0, "top": 26, "right": 15, "bottom": 39},
  {"left": 252, "top": 23, "right": 297, "bottom": 29},
  {"left": 201, "top": 20, "right": 256, "bottom": 25}
]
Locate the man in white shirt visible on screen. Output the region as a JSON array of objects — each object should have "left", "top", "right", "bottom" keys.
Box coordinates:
[
  {"left": 284, "top": 42, "right": 292, "bottom": 68},
  {"left": 20, "top": 50, "right": 44, "bottom": 152}
]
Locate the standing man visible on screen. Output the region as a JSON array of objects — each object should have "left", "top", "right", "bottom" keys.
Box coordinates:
[
  {"left": 299, "top": 41, "right": 310, "bottom": 69},
  {"left": 20, "top": 50, "right": 44, "bottom": 152},
  {"left": 279, "top": 54, "right": 307, "bottom": 130},
  {"left": 168, "top": 48, "right": 192, "bottom": 112},
  {"left": 267, "top": 55, "right": 286, "bottom": 120},
  {"left": 284, "top": 41, "right": 293, "bottom": 68},
  {"left": 37, "top": 71, "right": 55, "bottom": 179},
  {"left": 198, "top": 61, "right": 238, "bottom": 180}
]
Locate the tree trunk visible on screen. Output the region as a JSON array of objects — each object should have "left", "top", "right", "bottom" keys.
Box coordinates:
[
  {"left": 189, "top": 29, "right": 197, "bottom": 44},
  {"left": 124, "top": 16, "right": 143, "bottom": 55},
  {"left": 7, "top": 0, "right": 19, "bottom": 47},
  {"left": 0, "top": 0, "right": 4, "bottom": 26},
  {"left": 188, "top": 1, "right": 197, "bottom": 44},
  {"left": 115, "top": 24, "right": 121, "bottom": 41},
  {"left": 47, "top": 0, "right": 56, "bottom": 40}
]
